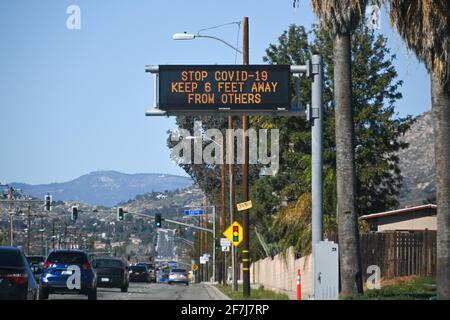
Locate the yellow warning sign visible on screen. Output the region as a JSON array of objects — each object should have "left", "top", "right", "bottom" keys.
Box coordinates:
[
  {"left": 223, "top": 221, "right": 243, "bottom": 247},
  {"left": 192, "top": 264, "right": 198, "bottom": 272}
]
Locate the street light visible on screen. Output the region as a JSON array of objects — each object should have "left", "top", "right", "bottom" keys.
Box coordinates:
[
  {"left": 173, "top": 20, "right": 247, "bottom": 290},
  {"left": 173, "top": 32, "right": 243, "bottom": 54},
  {"left": 172, "top": 33, "right": 195, "bottom": 40}
]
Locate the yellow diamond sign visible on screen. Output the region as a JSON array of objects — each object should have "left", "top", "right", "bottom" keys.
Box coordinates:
[{"left": 223, "top": 221, "right": 243, "bottom": 247}]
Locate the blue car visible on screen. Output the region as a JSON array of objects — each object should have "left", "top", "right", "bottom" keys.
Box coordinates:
[
  {"left": 39, "top": 250, "right": 97, "bottom": 300},
  {"left": 158, "top": 272, "right": 169, "bottom": 283}
]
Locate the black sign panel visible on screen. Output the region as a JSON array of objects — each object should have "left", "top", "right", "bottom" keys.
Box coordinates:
[{"left": 158, "top": 65, "right": 291, "bottom": 111}]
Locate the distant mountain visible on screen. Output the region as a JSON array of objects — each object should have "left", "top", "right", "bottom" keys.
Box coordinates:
[
  {"left": 398, "top": 110, "right": 436, "bottom": 206},
  {"left": 10, "top": 171, "right": 193, "bottom": 207}
]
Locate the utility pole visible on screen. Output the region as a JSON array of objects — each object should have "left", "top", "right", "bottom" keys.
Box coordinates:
[
  {"left": 64, "top": 222, "right": 68, "bottom": 249},
  {"left": 27, "top": 205, "right": 31, "bottom": 255},
  {"left": 204, "top": 198, "right": 208, "bottom": 281},
  {"left": 8, "top": 187, "right": 13, "bottom": 247},
  {"left": 52, "top": 219, "right": 56, "bottom": 250},
  {"left": 241, "top": 16, "right": 251, "bottom": 298},
  {"left": 199, "top": 218, "right": 203, "bottom": 282},
  {"left": 40, "top": 214, "right": 44, "bottom": 256},
  {"left": 228, "top": 116, "right": 237, "bottom": 291},
  {"left": 220, "top": 140, "right": 226, "bottom": 285}
]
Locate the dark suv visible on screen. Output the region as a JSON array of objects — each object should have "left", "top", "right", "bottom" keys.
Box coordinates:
[
  {"left": 39, "top": 250, "right": 97, "bottom": 300},
  {"left": 0, "top": 246, "right": 38, "bottom": 300},
  {"left": 136, "top": 262, "right": 156, "bottom": 283},
  {"left": 93, "top": 257, "right": 129, "bottom": 292},
  {"left": 129, "top": 265, "right": 150, "bottom": 282}
]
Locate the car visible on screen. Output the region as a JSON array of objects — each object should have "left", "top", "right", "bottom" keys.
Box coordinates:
[
  {"left": 128, "top": 265, "right": 150, "bottom": 283},
  {"left": 39, "top": 249, "right": 97, "bottom": 300},
  {"left": 136, "top": 262, "right": 156, "bottom": 283},
  {"left": 0, "top": 246, "right": 38, "bottom": 300},
  {"left": 26, "top": 255, "right": 45, "bottom": 283},
  {"left": 168, "top": 268, "right": 189, "bottom": 286},
  {"left": 93, "top": 257, "right": 129, "bottom": 292}
]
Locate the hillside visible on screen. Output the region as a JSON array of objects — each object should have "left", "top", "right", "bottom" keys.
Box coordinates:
[
  {"left": 10, "top": 171, "right": 193, "bottom": 207},
  {"left": 0, "top": 186, "right": 204, "bottom": 257},
  {"left": 398, "top": 110, "right": 436, "bottom": 206}
]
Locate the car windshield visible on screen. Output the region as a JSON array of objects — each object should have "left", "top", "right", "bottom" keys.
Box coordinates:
[
  {"left": 171, "top": 269, "right": 186, "bottom": 274},
  {"left": 0, "top": 250, "right": 24, "bottom": 268},
  {"left": 47, "top": 252, "right": 88, "bottom": 265},
  {"left": 130, "top": 266, "right": 146, "bottom": 272},
  {"left": 95, "top": 259, "right": 123, "bottom": 268}
]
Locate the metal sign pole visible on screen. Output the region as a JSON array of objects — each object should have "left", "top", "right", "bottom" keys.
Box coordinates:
[
  {"left": 212, "top": 205, "right": 216, "bottom": 283},
  {"left": 311, "top": 54, "right": 324, "bottom": 299}
]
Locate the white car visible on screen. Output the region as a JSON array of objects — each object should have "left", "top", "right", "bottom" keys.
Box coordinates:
[{"left": 168, "top": 269, "right": 189, "bottom": 286}]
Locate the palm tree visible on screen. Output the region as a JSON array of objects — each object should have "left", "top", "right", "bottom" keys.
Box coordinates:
[
  {"left": 310, "top": 0, "right": 366, "bottom": 296},
  {"left": 390, "top": 0, "right": 450, "bottom": 300}
]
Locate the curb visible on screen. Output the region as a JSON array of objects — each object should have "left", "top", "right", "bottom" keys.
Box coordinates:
[{"left": 203, "top": 283, "right": 232, "bottom": 300}]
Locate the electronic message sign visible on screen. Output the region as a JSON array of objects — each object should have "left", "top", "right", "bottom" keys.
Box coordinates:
[{"left": 158, "top": 65, "right": 290, "bottom": 111}]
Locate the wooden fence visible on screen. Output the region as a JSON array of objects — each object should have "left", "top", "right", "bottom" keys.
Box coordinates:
[{"left": 360, "top": 231, "right": 436, "bottom": 281}]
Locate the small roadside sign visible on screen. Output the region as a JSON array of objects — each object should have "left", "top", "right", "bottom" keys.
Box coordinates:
[
  {"left": 237, "top": 200, "right": 253, "bottom": 212},
  {"left": 183, "top": 209, "right": 205, "bottom": 216},
  {"left": 200, "top": 256, "right": 207, "bottom": 264},
  {"left": 192, "top": 264, "right": 198, "bottom": 271},
  {"left": 223, "top": 221, "right": 243, "bottom": 247},
  {"left": 220, "top": 238, "right": 231, "bottom": 246},
  {"left": 222, "top": 245, "right": 230, "bottom": 252}
]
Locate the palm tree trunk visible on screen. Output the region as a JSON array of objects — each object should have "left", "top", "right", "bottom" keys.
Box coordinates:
[
  {"left": 334, "top": 32, "right": 363, "bottom": 296},
  {"left": 432, "top": 73, "right": 450, "bottom": 300}
]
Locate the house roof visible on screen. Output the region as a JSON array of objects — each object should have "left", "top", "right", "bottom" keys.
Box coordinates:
[{"left": 359, "top": 204, "right": 437, "bottom": 220}]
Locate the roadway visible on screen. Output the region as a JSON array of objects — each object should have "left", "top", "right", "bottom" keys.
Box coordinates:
[{"left": 49, "top": 282, "right": 226, "bottom": 300}]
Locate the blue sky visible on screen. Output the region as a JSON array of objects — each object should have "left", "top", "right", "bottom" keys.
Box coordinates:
[{"left": 0, "top": 0, "right": 431, "bottom": 185}]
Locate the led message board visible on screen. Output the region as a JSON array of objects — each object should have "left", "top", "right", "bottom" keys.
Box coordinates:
[{"left": 158, "top": 65, "right": 290, "bottom": 111}]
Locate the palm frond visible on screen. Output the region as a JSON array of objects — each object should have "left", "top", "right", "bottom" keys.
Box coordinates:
[
  {"left": 310, "top": 0, "right": 367, "bottom": 36},
  {"left": 390, "top": 0, "right": 449, "bottom": 83}
]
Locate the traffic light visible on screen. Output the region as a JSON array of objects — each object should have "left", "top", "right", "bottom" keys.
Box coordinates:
[
  {"left": 71, "top": 206, "right": 78, "bottom": 221},
  {"left": 44, "top": 194, "right": 52, "bottom": 211},
  {"left": 155, "top": 213, "right": 162, "bottom": 228},
  {"left": 117, "top": 207, "right": 124, "bottom": 221},
  {"left": 233, "top": 226, "right": 239, "bottom": 242}
]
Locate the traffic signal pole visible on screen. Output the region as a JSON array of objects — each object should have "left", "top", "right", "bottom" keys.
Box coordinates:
[{"left": 242, "top": 16, "right": 251, "bottom": 298}]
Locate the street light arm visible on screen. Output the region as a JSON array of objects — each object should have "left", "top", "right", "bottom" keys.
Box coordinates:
[{"left": 196, "top": 35, "right": 242, "bottom": 54}]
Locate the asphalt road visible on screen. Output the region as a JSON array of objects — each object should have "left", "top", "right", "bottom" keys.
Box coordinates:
[{"left": 49, "top": 282, "right": 222, "bottom": 300}]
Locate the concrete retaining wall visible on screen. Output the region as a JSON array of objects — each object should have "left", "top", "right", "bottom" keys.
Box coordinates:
[{"left": 248, "top": 247, "right": 313, "bottom": 299}]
